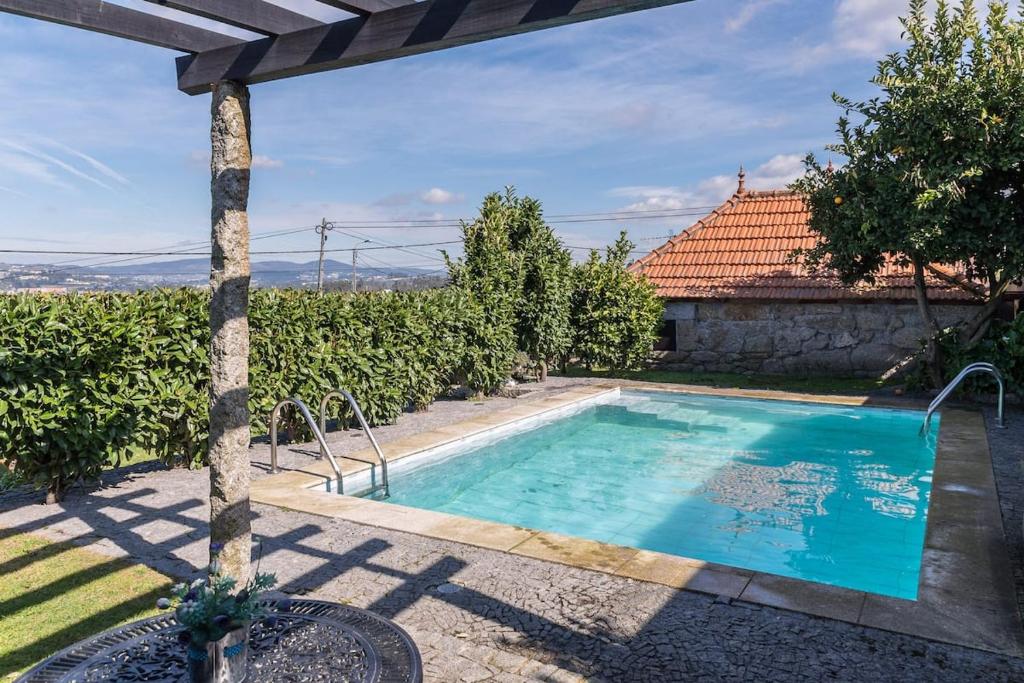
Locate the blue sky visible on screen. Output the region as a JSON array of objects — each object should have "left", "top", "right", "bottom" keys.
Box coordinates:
[{"left": 0, "top": 0, "right": 959, "bottom": 268}]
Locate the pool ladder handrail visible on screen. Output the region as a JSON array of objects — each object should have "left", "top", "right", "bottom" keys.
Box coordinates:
[
  {"left": 269, "top": 398, "right": 344, "bottom": 493},
  {"left": 921, "top": 362, "right": 1006, "bottom": 434},
  {"left": 320, "top": 389, "right": 389, "bottom": 498}
]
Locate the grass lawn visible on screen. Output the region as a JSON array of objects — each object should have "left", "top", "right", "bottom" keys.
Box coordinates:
[
  {"left": 556, "top": 367, "right": 887, "bottom": 395},
  {"left": 0, "top": 531, "right": 173, "bottom": 680}
]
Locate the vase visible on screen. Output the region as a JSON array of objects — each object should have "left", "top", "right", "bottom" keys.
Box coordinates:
[{"left": 186, "top": 622, "right": 250, "bottom": 683}]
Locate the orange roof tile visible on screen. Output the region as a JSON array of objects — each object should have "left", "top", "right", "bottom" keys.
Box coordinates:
[{"left": 629, "top": 189, "right": 981, "bottom": 302}]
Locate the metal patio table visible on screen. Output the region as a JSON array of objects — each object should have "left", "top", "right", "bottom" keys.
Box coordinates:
[{"left": 18, "top": 599, "right": 422, "bottom": 683}]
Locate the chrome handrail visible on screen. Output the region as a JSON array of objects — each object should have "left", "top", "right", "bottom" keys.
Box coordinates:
[
  {"left": 320, "top": 389, "right": 389, "bottom": 498},
  {"left": 921, "top": 362, "right": 1006, "bottom": 433},
  {"left": 269, "top": 397, "right": 344, "bottom": 493}
]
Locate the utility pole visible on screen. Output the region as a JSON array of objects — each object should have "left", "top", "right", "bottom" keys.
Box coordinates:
[
  {"left": 351, "top": 238, "right": 371, "bottom": 293},
  {"left": 315, "top": 218, "right": 332, "bottom": 294}
]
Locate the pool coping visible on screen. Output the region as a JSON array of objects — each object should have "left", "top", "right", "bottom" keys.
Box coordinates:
[{"left": 251, "top": 383, "right": 1024, "bottom": 656}]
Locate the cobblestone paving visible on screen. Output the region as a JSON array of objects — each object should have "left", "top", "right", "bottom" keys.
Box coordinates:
[
  {"left": 2, "top": 385, "right": 1023, "bottom": 681},
  {"left": 986, "top": 405, "right": 1024, "bottom": 621}
]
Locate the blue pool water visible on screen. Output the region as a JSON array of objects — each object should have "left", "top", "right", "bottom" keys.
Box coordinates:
[{"left": 376, "top": 391, "right": 939, "bottom": 599}]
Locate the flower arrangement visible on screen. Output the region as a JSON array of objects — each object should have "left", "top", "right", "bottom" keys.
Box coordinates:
[{"left": 158, "top": 542, "right": 280, "bottom": 647}]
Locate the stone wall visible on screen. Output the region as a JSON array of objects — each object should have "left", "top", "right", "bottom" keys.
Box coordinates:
[{"left": 656, "top": 300, "right": 981, "bottom": 377}]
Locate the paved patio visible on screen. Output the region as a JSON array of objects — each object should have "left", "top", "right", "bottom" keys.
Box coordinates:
[{"left": 2, "top": 379, "right": 1023, "bottom": 681}]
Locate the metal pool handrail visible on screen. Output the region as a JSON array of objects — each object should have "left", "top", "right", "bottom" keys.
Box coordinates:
[
  {"left": 269, "top": 397, "right": 343, "bottom": 493},
  {"left": 921, "top": 362, "right": 1006, "bottom": 434},
  {"left": 320, "top": 389, "right": 389, "bottom": 498}
]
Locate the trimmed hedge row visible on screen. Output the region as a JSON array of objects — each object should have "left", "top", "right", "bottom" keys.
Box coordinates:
[{"left": 0, "top": 288, "right": 482, "bottom": 500}]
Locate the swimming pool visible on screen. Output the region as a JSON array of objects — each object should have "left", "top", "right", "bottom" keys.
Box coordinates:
[{"left": 355, "top": 390, "right": 940, "bottom": 599}]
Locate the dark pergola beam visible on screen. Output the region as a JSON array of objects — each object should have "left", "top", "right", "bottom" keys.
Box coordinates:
[
  {"left": 177, "top": 0, "right": 690, "bottom": 94},
  {"left": 0, "top": 0, "right": 243, "bottom": 52},
  {"left": 315, "top": 0, "right": 415, "bottom": 17},
  {"left": 149, "top": 0, "right": 323, "bottom": 36}
]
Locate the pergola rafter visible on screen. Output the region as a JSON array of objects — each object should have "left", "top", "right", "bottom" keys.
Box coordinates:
[
  {"left": 316, "top": 0, "right": 416, "bottom": 18},
  {"left": 175, "top": 0, "right": 685, "bottom": 95},
  {"left": 147, "top": 0, "right": 324, "bottom": 37},
  {"left": 0, "top": 0, "right": 244, "bottom": 52},
  {"left": 0, "top": 0, "right": 694, "bottom": 580}
]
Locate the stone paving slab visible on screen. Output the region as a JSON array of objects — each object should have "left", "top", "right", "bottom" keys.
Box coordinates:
[{"left": 3, "top": 379, "right": 1024, "bottom": 681}]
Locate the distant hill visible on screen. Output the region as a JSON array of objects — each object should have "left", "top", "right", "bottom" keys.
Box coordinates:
[
  {"left": 1, "top": 259, "right": 444, "bottom": 292},
  {"left": 96, "top": 258, "right": 431, "bottom": 277}
]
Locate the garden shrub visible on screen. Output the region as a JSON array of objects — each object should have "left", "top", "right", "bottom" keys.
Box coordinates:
[
  {"left": 446, "top": 190, "right": 523, "bottom": 395},
  {"left": 570, "top": 232, "right": 664, "bottom": 370},
  {"left": 911, "top": 313, "right": 1024, "bottom": 395},
  {"left": 508, "top": 196, "right": 573, "bottom": 381}
]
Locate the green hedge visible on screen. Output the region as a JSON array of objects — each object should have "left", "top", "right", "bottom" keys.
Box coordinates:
[
  {"left": 0, "top": 213, "right": 664, "bottom": 501},
  {"left": 0, "top": 288, "right": 480, "bottom": 500}
]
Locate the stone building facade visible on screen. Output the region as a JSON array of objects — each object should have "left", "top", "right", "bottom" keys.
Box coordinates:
[
  {"left": 630, "top": 176, "right": 985, "bottom": 377},
  {"left": 657, "top": 300, "right": 980, "bottom": 377}
]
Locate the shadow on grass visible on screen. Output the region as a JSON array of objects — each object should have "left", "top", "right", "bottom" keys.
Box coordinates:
[{"left": 0, "top": 533, "right": 172, "bottom": 679}]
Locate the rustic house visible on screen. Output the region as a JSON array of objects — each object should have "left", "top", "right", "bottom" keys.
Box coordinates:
[{"left": 629, "top": 172, "right": 985, "bottom": 377}]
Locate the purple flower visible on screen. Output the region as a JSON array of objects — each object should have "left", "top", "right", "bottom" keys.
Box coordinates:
[
  {"left": 210, "top": 542, "right": 224, "bottom": 554},
  {"left": 278, "top": 598, "right": 292, "bottom": 613},
  {"left": 184, "top": 589, "right": 197, "bottom": 602},
  {"left": 263, "top": 616, "right": 279, "bottom": 628},
  {"left": 177, "top": 630, "right": 192, "bottom": 645},
  {"left": 213, "top": 614, "right": 233, "bottom": 631}
]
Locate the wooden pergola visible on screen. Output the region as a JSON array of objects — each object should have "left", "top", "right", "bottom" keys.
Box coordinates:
[{"left": 1, "top": 0, "right": 692, "bottom": 579}]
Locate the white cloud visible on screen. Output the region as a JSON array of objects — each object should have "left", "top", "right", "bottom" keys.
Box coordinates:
[
  {"left": 725, "top": 0, "right": 789, "bottom": 33},
  {"left": 0, "top": 183, "right": 28, "bottom": 197},
  {"left": 748, "top": 153, "right": 806, "bottom": 187},
  {"left": 252, "top": 154, "right": 283, "bottom": 169},
  {"left": 39, "top": 138, "right": 130, "bottom": 185},
  {"left": 0, "top": 139, "right": 114, "bottom": 190},
  {"left": 420, "top": 187, "right": 463, "bottom": 205},
  {"left": 833, "top": 0, "right": 910, "bottom": 56},
  {"left": 610, "top": 154, "right": 807, "bottom": 212},
  {"left": 0, "top": 148, "right": 74, "bottom": 190}
]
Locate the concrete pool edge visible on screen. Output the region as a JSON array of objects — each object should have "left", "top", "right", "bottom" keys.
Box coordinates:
[{"left": 251, "top": 385, "right": 1024, "bottom": 656}]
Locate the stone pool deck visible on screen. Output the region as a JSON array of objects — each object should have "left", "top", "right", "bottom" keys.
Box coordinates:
[{"left": 3, "top": 377, "right": 1024, "bottom": 681}]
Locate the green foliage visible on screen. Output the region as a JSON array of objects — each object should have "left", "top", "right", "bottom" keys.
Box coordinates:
[
  {"left": 507, "top": 196, "right": 573, "bottom": 377},
  {"left": 793, "top": 0, "right": 1024, "bottom": 348},
  {"left": 569, "top": 232, "right": 664, "bottom": 370},
  {"left": 446, "top": 189, "right": 525, "bottom": 394},
  {"left": 911, "top": 313, "right": 1024, "bottom": 394},
  {"left": 0, "top": 293, "right": 165, "bottom": 501},
  {"left": 160, "top": 543, "right": 276, "bottom": 646},
  {"left": 0, "top": 288, "right": 480, "bottom": 500}
]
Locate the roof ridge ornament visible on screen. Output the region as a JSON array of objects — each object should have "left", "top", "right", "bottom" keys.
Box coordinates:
[{"left": 737, "top": 165, "right": 747, "bottom": 195}]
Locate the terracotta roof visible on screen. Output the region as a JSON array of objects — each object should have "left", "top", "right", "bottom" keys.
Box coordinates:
[{"left": 629, "top": 188, "right": 981, "bottom": 302}]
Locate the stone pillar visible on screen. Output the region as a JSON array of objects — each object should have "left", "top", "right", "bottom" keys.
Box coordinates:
[{"left": 208, "top": 80, "right": 252, "bottom": 580}]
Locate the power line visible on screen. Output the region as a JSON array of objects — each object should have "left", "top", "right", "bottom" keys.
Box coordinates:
[
  {"left": 316, "top": 205, "right": 719, "bottom": 227},
  {"left": 1, "top": 239, "right": 651, "bottom": 262},
  {"left": 0, "top": 225, "right": 320, "bottom": 284},
  {"left": 0, "top": 239, "right": 461, "bottom": 257},
  {"left": 564, "top": 244, "right": 646, "bottom": 254},
  {"left": 334, "top": 228, "right": 448, "bottom": 265}
]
